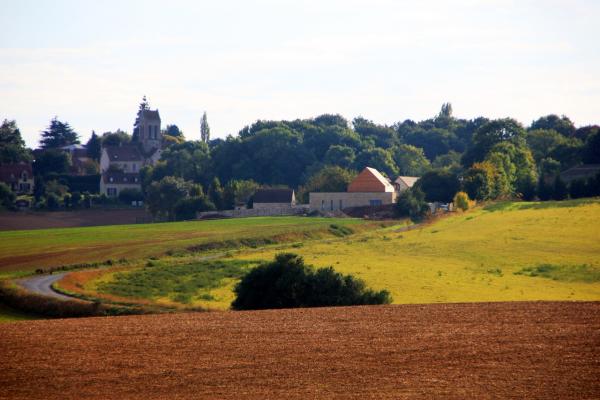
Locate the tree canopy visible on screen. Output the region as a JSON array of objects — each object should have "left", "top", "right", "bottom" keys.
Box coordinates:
[{"left": 39, "top": 117, "right": 80, "bottom": 149}]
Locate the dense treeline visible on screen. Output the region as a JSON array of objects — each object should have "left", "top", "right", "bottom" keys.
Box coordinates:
[{"left": 1, "top": 103, "right": 599, "bottom": 215}]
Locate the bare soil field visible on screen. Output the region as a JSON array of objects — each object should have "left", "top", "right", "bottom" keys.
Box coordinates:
[
  {"left": 1, "top": 302, "right": 598, "bottom": 399},
  {"left": 0, "top": 209, "right": 151, "bottom": 231}
]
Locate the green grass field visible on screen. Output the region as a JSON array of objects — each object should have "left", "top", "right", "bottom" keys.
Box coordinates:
[
  {"left": 233, "top": 199, "right": 600, "bottom": 304},
  {"left": 0, "top": 216, "right": 366, "bottom": 274},
  {"left": 53, "top": 198, "right": 600, "bottom": 311}
]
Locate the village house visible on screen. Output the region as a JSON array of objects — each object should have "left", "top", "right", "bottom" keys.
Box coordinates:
[
  {"left": 99, "top": 109, "right": 163, "bottom": 197},
  {"left": 309, "top": 167, "right": 399, "bottom": 212},
  {"left": 60, "top": 144, "right": 95, "bottom": 175},
  {"left": 252, "top": 188, "right": 296, "bottom": 210},
  {"left": 0, "top": 162, "right": 34, "bottom": 194},
  {"left": 394, "top": 176, "right": 419, "bottom": 192}
]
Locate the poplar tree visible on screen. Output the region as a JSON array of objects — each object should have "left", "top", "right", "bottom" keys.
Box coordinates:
[{"left": 200, "top": 111, "right": 210, "bottom": 143}]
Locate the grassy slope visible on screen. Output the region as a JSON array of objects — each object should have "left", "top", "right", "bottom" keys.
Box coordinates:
[
  {"left": 233, "top": 199, "right": 600, "bottom": 304},
  {"left": 0, "top": 216, "right": 365, "bottom": 274}
]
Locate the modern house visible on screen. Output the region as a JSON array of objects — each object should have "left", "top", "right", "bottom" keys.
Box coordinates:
[
  {"left": 99, "top": 108, "right": 163, "bottom": 197},
  {"left": 0, "top": 162, "right": 34, "bottom": 194},
  {"left": 252, "top": 188, "right": 296, "bottom": 210},
  {"left": 309, "top": 167, "right": 398, "bottom": 212}
]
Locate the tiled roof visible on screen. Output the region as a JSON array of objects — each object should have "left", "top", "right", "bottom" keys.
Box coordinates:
[
  {"left": 104, "top": 145, "right": 142, "bottom": 162},
  {"left": 102, "top": 172, "right": 141, "bottom": 185},
  {"left": 253, "top": 189, "right": 294, "bottom": 203}
]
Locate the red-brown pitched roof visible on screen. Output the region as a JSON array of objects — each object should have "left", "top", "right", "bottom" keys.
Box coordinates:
[{"left": 348, "top": 167, "right": 394, "bottom": 193}]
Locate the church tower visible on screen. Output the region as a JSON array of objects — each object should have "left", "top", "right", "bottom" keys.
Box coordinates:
[{"left": 138, "top": 108, "right": 162, "bottom": 153}]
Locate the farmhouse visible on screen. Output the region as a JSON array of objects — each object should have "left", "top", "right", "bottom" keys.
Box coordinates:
[
  {"left": 252, "top": 189, "right": 296, "bottom": 210},
  {"left": 100, "top": 108, "right": 163, "bottom": 197},
  {"left": 394, "top": 176, "right": 419, "bottom": 192},
  {"left": 309, "top": 167, "right": 397, "bottom": 212},
  {"left": 0, "top": 162, "right": 34, "bottom": 194}
]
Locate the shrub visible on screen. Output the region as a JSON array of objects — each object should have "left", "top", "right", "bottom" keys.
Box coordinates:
[
  {"left": 453, "top": 191, "right": 471, "bottom": 211},
  {"left": 118, "top": 188, "right": 144, "bottom": 204},
  {"left": 231, "top": 253, "right": 392, "bottom": 310},
  {"left": 0, "top": 182, "right": 16, "bottom": 210},
  {"left": 71, "top": 191, "right": 82, "bottom": 208},
  {"left": 552, "top": 175, "right": 568, "bottom": 200},
  {"left": 46, "top": 193, "right": 60, "bottom": 210},
  {"left": 174, "top": 195, "right": 216, "bottom": 220},
  {"left": 395, "top": 187, "right": 429, "bottom": 222}
]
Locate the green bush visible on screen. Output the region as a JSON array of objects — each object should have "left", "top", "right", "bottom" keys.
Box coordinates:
[
  {"left": 453, "top": 191, "right": 470, "bottom": 211},
  {"left": 231, "top": 253, "right": 392, "bottom": 310},
  {"left": 0, "top": 182, "right": 16, "bottom": 210},
  {"left": 46, "top": 193, "right": 60, "bottom": 210},
  {"left": 118, "top": 188, "right": 143, "bottom": 204},
  {"left": 395, "top": 187, "right": 429, "bottom": 222}
]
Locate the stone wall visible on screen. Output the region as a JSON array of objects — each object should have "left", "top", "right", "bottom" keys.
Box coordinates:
[
  {"left": 309, "top": 192, "right": 396, "bottom": 212},
  {"left": 197, "top": 205, "right": 309, "bottom": 219}
]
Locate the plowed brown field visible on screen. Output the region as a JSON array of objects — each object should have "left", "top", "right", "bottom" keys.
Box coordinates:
[{"left": 1, "top": 302, "right": 599, "bottom": 399}]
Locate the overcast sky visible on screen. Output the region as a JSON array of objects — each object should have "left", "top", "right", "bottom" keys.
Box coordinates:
[{"left": 1, "top": 0, "right": 599, "bottom": 148}]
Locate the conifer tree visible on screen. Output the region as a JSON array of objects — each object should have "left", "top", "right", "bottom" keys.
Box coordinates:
[{"left": 40, "top": 117, "right": 79, "bottom": 149}]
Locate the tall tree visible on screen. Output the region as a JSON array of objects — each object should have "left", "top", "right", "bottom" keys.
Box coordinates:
[
  {"left": 200, "top": 111, "right": 210, "bottom": 143},
  {"left": 165, "top": 124, "right": 183, "bottom": 137},
  {"left": 438, "top": 102, "right": 453, "bottom": 118},
  {"left": 132, "top": 96, "right": 150, "bottom": 142},
  {"left": 530, "top": 114, "right": 576, "bottom": 137},
  {"left": 86, "top": 131, "right": 102, "bottom": 161},
  {"left": 39, "top": 117, "right": 79, "bottom": 149},
  {"left": 0, "top": 119, "right": 30, "bottom": 163}
]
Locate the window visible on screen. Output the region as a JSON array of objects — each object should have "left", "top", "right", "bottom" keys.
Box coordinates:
[
  {"left": 321, "top": 200, "right": 325, "bottom": 210},
  {"left": 339, "top": 199, "right": 343, "bottom": 210},
  {"left": 330, "top": 200, "right": 333, "bottom": 211},
  {"left": 132, "top": 163, "right": 137, "bottom": 172},
  {"left": 21, "top": 171, "right": 28, "bottom": 181},
  {"left": 369, "top": 199, "right": 382, "bottom": 206},
  {"left": 107, "top": 188, "right": 117, "bottom": 197},
  {"left": 109, "top": 177, "right": 114, "bottom": 183},
  {"left": 148, "top": 125, "right": 152, "bottom": 139},
  {"left": 19, "top": 183, "right": 30, "bottom": 192}
]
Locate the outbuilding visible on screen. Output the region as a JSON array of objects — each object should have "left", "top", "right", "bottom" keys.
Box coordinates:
[{"left": 252, "top": 189, "right": 296, "bottom": 210}]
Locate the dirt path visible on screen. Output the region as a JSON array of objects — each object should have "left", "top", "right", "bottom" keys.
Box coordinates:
[
  {"left": 15, "top": 273, "right": 72, "bottom": 301},
  {"left": 0, "top": 301, "right": 598, "bottom": 399}
]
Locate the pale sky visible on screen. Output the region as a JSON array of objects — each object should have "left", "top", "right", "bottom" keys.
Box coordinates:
[{"left": 1, "top": 0, "right": 599, "bottom": 148}]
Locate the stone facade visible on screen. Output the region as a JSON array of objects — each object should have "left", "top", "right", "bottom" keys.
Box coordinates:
[{"left": 309, "top": 192, "right": 396, "bottom": 212}]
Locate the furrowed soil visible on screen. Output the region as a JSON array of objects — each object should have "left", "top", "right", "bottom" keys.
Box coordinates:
[{"left": 1, "top": 302, "right": 598, "bottom": 400}]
